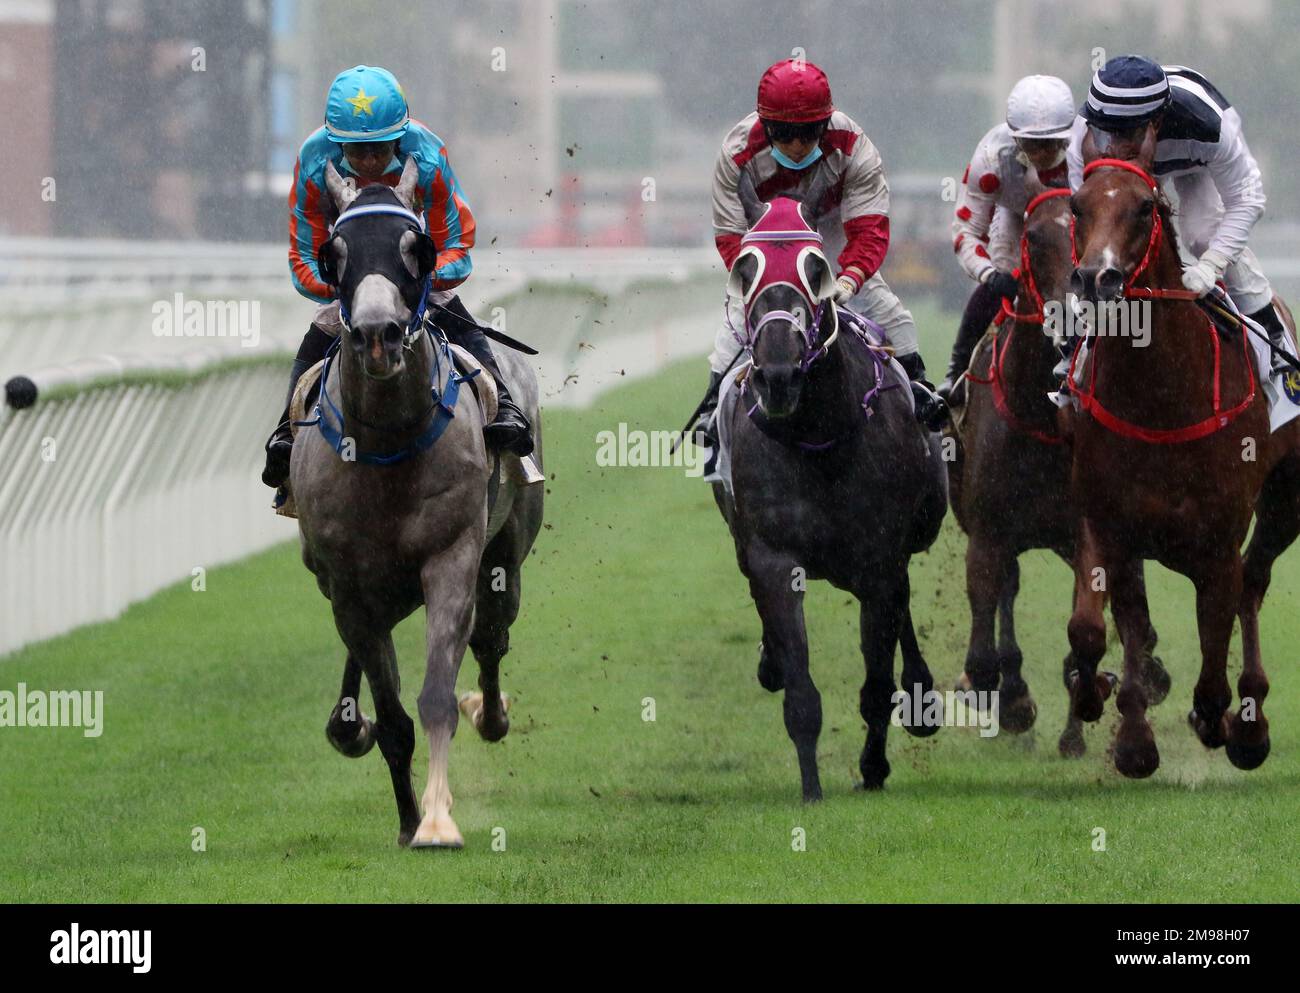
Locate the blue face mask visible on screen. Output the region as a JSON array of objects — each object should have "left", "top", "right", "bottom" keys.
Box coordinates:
[{"left": 770, "top": 144, "right": 823, "bottom": 171}]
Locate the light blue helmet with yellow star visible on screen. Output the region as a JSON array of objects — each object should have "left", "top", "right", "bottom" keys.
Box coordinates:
[{"left": 324, "top": 65, "right": 409, "bottom": 143}]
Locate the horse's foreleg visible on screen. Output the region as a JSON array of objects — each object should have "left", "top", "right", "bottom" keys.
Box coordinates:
[
  {"left": 857, "top": 570, "right": 907, "bottom": 789},
  {"left": 332, "top": 612, "right": 418, "bottom": 846},
  {"left": 1111, "top": 558, "right": 1159, "bottom": 778},
  {"left": 1187, "top": 552, "right": 1240, "bottom": 752},
  {"left": 1066, "top": 518, "right": 1116, "bottom": 723},
  {"left": 995, "top": 556, "right": 1037, "bottom": 733},
  {"left": 963, "top": 534, "right": 1009, "bottom": 694},
  {"left": 411, "top": 533, "right": 482, "bottom": 849},
  {"left": 326, "top": 652, "right": 376, "bottom": 757},
  {"left": 743, "top": 539, "right": 821, "bottom": 802}
]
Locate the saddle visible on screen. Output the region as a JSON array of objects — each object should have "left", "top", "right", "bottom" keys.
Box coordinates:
[{"left": 274, "top": 343, "right": 540, "bottom": 521}]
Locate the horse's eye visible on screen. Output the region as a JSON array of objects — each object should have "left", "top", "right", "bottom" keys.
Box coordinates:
[{"left": 1069, "top": 198, "right": 1080, "bottom": 217}]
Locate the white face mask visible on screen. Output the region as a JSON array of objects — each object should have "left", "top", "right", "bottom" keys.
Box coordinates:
[{"left": 1014, "top": 141, "right": 1067, "bottom": 172}]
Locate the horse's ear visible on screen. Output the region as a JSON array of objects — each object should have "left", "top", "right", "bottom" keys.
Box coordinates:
[
  {"left": 1136, "top": 121, "right": 1159, "bottom": 173},
  {"left": 393, "top": 155, "right": 420, "bottom": 210},
  {"left": 399, "top": 229, "right": 437, "bottom": 279},
  {"left": 800, "top": 249, "right": 835, "bottom": 303},
  {"left": 324, "top": 160, "right": 358, "bottom": 211},
  {"left": 728, "top": 250, "right": 760, "bottom": 301},
  {"left": 318, "top": 234, "right": 346, "bottom": 286},
  {"left": 1081, "top": 126, "right": 1100, "bottom": 165}
]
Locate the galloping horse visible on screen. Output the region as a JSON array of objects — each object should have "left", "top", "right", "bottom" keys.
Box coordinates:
[
  {"left": 714, "top": 197, "right": 948, "bottom": 800},
  {"left": 949, "top": 184, "right": 1167, "bottom": 755},
  {"left": 291, "top": 158, "right": 543, "bottom": 845},
  {"left": 1068, "top": 137, "right": 1300, "bottom": 777}
]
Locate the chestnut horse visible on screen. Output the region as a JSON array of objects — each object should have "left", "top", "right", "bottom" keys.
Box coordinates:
[
  {"left": 950, "top": 185, "right": 1167, "bottom": 755},
  {"left": 1067, "top": 138, "right": 1300, "bottom": 778}
]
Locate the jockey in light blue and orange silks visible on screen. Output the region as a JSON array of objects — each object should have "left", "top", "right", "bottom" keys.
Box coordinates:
[
  {"left": 287, "top": 73, "right": 476, "bottom": 303},
  {"left": 262, "top": 65, "right": 532, "bottom": 492}
]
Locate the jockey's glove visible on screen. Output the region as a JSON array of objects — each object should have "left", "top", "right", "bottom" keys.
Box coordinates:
[
  {"left": 981, "top": 268, "right": 1020, "bottom": 302},
  {"left": 1181, "top": 249, "right": 1230, "bottom": 297},
  {"left": 832, "top": 275, "right": 859, "bottom": 304}
]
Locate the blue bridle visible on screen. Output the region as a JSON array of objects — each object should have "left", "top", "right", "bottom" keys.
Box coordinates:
[{"left": 330, "top": 202, "right": 434, "bottom": 343}]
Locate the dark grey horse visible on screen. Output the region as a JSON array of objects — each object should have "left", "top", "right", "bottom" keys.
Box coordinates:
[
  {"left": 714, "top": 198, "right": 948, "bottom": 800},
  {"left": 290, "top": 158, "right": 543, "bottom": 847}
]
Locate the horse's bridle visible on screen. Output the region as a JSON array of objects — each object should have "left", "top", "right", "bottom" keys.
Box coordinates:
[
  {"left": 732, "top": 296, "right": 837, "bottom": 374},
  {"left": 999, "top": 187, "right": 1072, "bottom": 325},
  {"left": 329, "top": 201, "right": 434, "bottom": 348},
  {"left": 1065, "top": 157, "right": 1256, "bottom": 444},
  {"left": 1068, "top": 158, "right": 1200, "bottom": 303}
]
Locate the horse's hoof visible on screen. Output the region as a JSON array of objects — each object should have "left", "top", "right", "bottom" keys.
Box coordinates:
[
  {"left": 1187, "top": 708, "right": 1228, "bottom": 750},
  {"left": 954, "top": 671, "right": 973, "bottom": 693},
  {"left": 1000, "top": 693, "right": 1038, "bottom": 735},
  {"left": 1068, "top": 670, "right": 1111, "bottom": 723},
  {"left": 458, "top": 691, "right": 511, "bottom": 742},
  {"left": 1114, "top": 733, "right": 1160, "bottom": 779},
  {"left": 410, "top": 814, "right": 464, "bottom": 849},
  {"left": 1226, "top": 712, "right": 1270, "bottom": 770},
  {"left": 1140, "top": 655, "right": 1171, "bottom": 706},
  {"left": 1058, "top": 726, "right": 1087, "bottom": 759},
  {"left": 857, "top": 760, "right": 890, "bottom": 791},
  {"left": 903, "top": 716, "right": 941, "bottom": 738},
  {"left": 757, "top": 642, "right": 784, "bottom": 693},
  {"left": 326, "top": 713, "right": 376, "bottom": 758}
]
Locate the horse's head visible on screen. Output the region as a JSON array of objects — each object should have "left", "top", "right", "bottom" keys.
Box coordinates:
[
  {"left": 729, "top": 198, "right": 837, "bottom": 418},
  {"left": 1020, "top": 174, "right": 1075, "bottom": 315},
  {"left": 318, "top": 156, "right": 437, "bottom": 379},
  {"left": 1070, "top": 128, "right": 1162, "bottom": 303}
]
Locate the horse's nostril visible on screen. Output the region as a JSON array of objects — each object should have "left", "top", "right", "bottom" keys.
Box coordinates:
[
  {"left": 1070, "top": 269, "right": 1089, "bottom": 298},
  {"left": 1096, "top": 267, "right": 1124, "bottom": 298}
]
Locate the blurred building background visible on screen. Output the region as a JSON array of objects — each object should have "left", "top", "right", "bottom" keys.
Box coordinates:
[{"left": 1, "top": 0, "right": 1298, "bottom": 300}]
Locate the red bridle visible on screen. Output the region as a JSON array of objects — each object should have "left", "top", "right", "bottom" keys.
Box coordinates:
[
  {"left": 1066, "top": 157, "right": 1256, "bottom": 444},
  {"left": 968, "top": 187, "right": 1071, "bottom": 446}
]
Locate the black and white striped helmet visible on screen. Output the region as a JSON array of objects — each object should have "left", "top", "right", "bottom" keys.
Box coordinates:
[{"left": 1081, "top": 55, "right": 1171, "bottom": 130}]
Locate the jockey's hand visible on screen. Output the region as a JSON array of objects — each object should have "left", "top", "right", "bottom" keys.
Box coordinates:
[
  {"left": 982, "top": 268, "right": 1020, "bottom": 302},
  {"left": 832, "top": 275, "right": 859, "bottom": 304},
  {"left": 1181, "top": 250, "right": 1229, "bottom": 297}
]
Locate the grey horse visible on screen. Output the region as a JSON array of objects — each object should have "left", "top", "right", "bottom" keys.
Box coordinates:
[
  {"left": 290, "top": 157, "right": 543, "bottom": 847},
  {"left": 713, "top": 197, "right": 948, "bottom": 801}
]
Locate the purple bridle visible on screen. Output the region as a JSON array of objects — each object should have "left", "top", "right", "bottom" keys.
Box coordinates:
[{"left": 727, "top": 289, "right": 900, "bottom": 450}]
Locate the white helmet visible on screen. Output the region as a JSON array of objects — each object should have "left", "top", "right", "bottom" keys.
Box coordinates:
[{"left": 1006, "top": 75, "right": 1075, "bottom": 139}]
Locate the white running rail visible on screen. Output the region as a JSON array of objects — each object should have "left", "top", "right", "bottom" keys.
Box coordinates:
[{"left": 0, "top": 241, "right": 722, "bottom": 656}]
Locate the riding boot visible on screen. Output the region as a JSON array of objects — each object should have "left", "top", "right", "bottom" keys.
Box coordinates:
[
  {"left": 439, "top": 297, "right": 534, "bottom": 457},
  {"left": 692, "top": 370, "right": 725, "bottom": 448},
  {"left": 897, "top": 351, "right": 950, "bottom": 431},
  {"left": 937, "top": 281, "right": 1001, "bottom": 406},
  {"left": 1246, "top": 303, "right": 1294, "bottom": 377},
  {"left": 261, "top": 324, "right": 334, "bottom": 488}
]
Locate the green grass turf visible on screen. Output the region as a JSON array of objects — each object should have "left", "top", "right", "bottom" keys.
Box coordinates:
[{"left": 2, "top": 300, "right": 1298, "bottom": 902}]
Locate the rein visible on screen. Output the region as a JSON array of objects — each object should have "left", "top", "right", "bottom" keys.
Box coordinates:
[
  {"left": 1066, "top": 157, "right": 1256, "bottom": 444},
  {"left": 967, "top": 188, "right": 1070, "bottom": 446}
]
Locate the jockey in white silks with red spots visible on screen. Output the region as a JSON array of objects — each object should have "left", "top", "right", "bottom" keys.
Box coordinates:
[
  {"left": 1064, "top": 55, "right": 1289, "bottom": 376},
  {"left": 937, "top": 75, "right": 1076, "bottom": 405},
  {"left": 694, "top": 58, "right": 946, "bottom": 441}
]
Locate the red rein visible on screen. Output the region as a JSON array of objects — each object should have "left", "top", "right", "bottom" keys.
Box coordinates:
[
  {"left": 1065, "top": 158, "right": 1256, "bottom": 444},
  {"left": 969, "top": 187, "right": 1070, "bottom": 446}
]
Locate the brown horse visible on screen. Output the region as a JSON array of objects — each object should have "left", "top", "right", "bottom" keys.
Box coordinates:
[
  {"left": 1067, "top": 137, "right": 1300, "bottom": 778},
  {"left": 950, "top": 186, "right": 1167, "bottom": 754}
]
